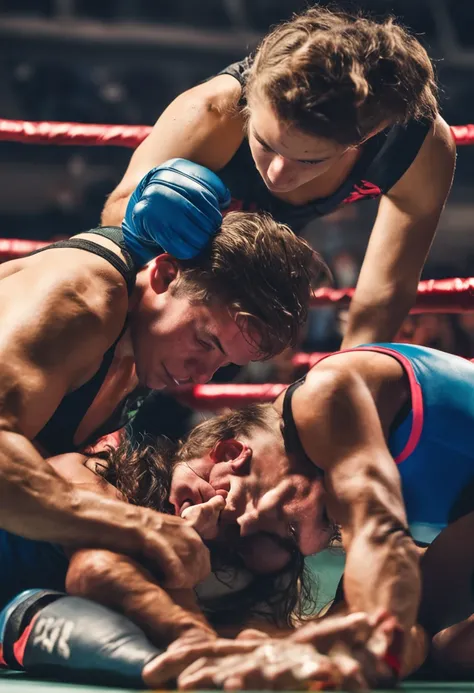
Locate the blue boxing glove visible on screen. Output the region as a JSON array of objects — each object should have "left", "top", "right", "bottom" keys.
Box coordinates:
[{"left": 122, "top": 158, "right": 231, "bottom": 265}]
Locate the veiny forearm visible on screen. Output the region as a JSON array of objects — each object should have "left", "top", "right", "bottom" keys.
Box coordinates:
[
  {"left": 0, "top": 428, "right": 143, "bottom": 552},
  {"left": 67, "top": 549, "right": 215, "bottom": 646},
  {"left": 343, "top": 521, "right": 421, "bottom": 634}
]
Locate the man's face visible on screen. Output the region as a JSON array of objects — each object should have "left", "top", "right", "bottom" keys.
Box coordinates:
[
  {"left": 129, "top": 257, "right": 259, "bottom": 389},
  {"left": 170, "top": 413, "right": 332, "bottom": 574}
]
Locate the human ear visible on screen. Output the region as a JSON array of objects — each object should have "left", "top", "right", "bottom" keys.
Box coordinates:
[
  {"left": 211, "top": 440, "right": 252, "bottom": 475},
  {"left": 149, "top": 254, "right": 179, "bottom": 295}
]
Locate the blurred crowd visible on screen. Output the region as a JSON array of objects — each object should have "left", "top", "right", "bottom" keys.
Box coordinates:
[{"left": 2, "top": 0, "right": 474, "bottom": 439}]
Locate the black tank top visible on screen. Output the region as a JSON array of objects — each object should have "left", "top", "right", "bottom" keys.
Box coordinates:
[
  {"left": 216, "top": 58, "right": 431, "bottom": 232},
  {"left": 32, "top": 227, "right": 148, "bottom": 455}
]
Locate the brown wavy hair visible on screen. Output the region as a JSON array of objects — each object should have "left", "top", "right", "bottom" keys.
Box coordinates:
[
  {"left": 174, "top": 211, "right": 328, "bottom": 359},
  {"left": 96, "top": 430, "right": 316, "bottom": 628},
  {"left": 246, "top": 5, "right": 438, "bottom": 146}
]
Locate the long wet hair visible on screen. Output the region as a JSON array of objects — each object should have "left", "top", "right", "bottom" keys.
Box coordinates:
[{"left": 95, "top": 431, "right": 317, "bottom": 628}]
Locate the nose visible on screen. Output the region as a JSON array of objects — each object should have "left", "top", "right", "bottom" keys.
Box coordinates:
[
  {"left": 185, "top": 352, "right": 227, "bottom": 384},
  {"left": 266, "top": 155, "right": 294, "bottom": 187}
]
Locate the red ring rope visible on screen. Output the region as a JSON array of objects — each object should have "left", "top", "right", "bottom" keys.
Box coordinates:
[
  {"left": 1, "top": 234, "right": 473, "bottom": 314},
  {"left": 1, "top": 118, "right": 474, "bottom": 315},
  {"left": 1, "top": 119, "right": 474, "bottom": 147}
]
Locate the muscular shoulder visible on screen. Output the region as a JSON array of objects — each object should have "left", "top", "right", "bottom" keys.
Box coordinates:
[
  {"left": 152, "top": 75, "right": 245, "bottom": 170},
  {"left": 48, "top": 453, "right": 120, "bottom": 500},
  {"left": 303, "top": 358, "right": 366, "bottom": 409},
  {"left": 30, "top": 244, "right": 128, "bottom": 337},
  {"left": 0, "top": 247, "right": 129, "bottom": 379},
  {"left": 305, "top": 350, "right": 406, "bottom": 400}
]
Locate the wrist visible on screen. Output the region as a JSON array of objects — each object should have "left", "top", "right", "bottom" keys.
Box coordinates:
[{"left": 166, "top": 608, "right": 216, "bottom": 642}]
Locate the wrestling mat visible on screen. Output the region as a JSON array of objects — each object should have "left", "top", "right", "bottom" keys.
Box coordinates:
[
  {"left": 1, "top": 671, "right": 473, "bottom": 693},
  {"left": 0, "top": 554, "right": 468, "bottom": 693}
]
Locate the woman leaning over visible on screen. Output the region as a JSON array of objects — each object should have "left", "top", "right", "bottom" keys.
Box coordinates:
[{"left": 103, "top": 5, "right": 456, "bottom": 348}]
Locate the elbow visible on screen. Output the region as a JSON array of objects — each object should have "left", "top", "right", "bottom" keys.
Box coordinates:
[
  {"left": 66, "top": 548, "right": 121, "bottom": 599},
  {"left": 353, "top": 281, "right": 417, "bottom": 316}
]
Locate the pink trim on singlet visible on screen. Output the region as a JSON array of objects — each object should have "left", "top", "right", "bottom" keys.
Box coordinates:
[
  {"left": 314, "top": 346, "right": 424, "bottom": 464},
  {"left": 13, "top": 613, "right": 40, "bottom": 668}
]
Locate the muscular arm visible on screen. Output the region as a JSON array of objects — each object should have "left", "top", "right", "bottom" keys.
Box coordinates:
[
  {"left": 66, "top": 550, "right": 215, "bottom": 646},
  {"left": 0, "top": 252, "right": 211, "bottom": 593},
  {"left": 47, "top": 453, "right": 215, "bottom": 645},
  {"left": 0, "top": 255, "right": 143, "bottom": 549},
  {"left": 342, "top": 115, "right": 456, "bottom": 348},
  {"left": 102, "top": 76, "right": 244, "bottom": 226},
  {"left": 292, "top": 364, "right": 421, "bottom": 635}
]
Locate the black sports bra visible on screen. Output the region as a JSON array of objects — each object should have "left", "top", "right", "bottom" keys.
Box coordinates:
[{"left": 281, "top": 377, "right": 324, "bottom": 477}]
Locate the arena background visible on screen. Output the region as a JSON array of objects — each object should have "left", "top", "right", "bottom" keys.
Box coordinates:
[{"left": 1, "top": 1, "right": 474, "bottom": 690}]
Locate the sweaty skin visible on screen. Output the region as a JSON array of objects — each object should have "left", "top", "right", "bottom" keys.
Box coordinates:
[
  {"left": 272, "top": 350, "right": 421, "bottom": 636},
  {"left": 169, "top": 348, "right": 422, "bottom": 674},
  {"left": 0, "top": 233, "right": 223, "bottom": 589},
  {"left": 102, "top": 73, "right": 456, "bottom": 347},
  {"left": 42, "top": 451, "right": 411, "bottom": 690}
]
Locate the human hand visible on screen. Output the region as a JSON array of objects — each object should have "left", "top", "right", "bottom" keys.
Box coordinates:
[
  {"left": 122, "top": 158, "right": 230, "bottom": 265},
  {"left": 181, "top": 495, "right": 226, "bottom": 540},
  {"left": 176, "top": 638, "right": 368, "bottom": 691},
  {"left": 293, "top": 610, "right": 402, "bottom": 687},
  {"left": 142, "top": 630, "right": 258, "bottom": 688},
  {"left": 138, "top": 508, "right": 211, "bottom": 589}
]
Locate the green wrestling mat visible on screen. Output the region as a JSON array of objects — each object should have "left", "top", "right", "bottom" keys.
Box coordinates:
[
  {"left": 1, "top": 671, "right": 473, "bottom": 693},
  {"left": 0, "top": 553, "right": 465, "bottom": 693}
]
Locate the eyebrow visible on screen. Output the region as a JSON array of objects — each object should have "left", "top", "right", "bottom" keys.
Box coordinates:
[
  {"left": 207, "top": 331, "right": 227, "bottom": 358},
  {"left": 253, "top": 128, "right": 329, "bottom": 165}
]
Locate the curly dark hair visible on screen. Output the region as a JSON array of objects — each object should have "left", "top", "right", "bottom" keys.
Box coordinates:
[{"left": 95, "top": 432, "right": 316, "bottom": 628}]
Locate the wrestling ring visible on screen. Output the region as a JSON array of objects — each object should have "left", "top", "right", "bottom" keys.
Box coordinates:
[{"left": 2, "top": 117, "right": 474, "bottom": 693}]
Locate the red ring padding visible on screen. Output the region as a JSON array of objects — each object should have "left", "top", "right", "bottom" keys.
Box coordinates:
[{"left": 176, "top": 383, "right": 287, "bottom": 410}]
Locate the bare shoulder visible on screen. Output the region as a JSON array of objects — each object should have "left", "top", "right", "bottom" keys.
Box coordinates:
[
  {"left": 388, "top": 114, "right": 456, "bottom": 210},
  {"left": 303, "top": 352, "right": 371, "bottom": 396},
  {"left": 48, "top": 452, "right": 120, "bottom": 499},
  {"left": 0, "top": 246, "right": 129, "bottom": 386},
  {"left": 143, "top": 74, "right": 245, "bottom": 171},
  {"left": 184, "top": 73, "right": 244, "bottom": 117},
  {"left": 25, "top": 242, "right": 129, "bottom": 339},
  {"left": 103, "top": 74, "right": 245, "bottom": 223}
]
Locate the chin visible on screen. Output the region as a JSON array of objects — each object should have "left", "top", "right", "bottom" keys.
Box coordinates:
[{"left": 264, "top": 180, "right": 297, "bottom": 194}]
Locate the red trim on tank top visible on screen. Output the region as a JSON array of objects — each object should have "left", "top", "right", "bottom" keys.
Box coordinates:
[
  {"left": 343, "top": 180, "right": 382, "bottom": 204},
  {"left": 313, "top": 346, "right": 423, "bottom": 464}
]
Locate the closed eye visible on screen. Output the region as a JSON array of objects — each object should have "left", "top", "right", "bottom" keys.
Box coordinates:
[{"left": 195, "top": 334, "right": 212, "bottom": 351}]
